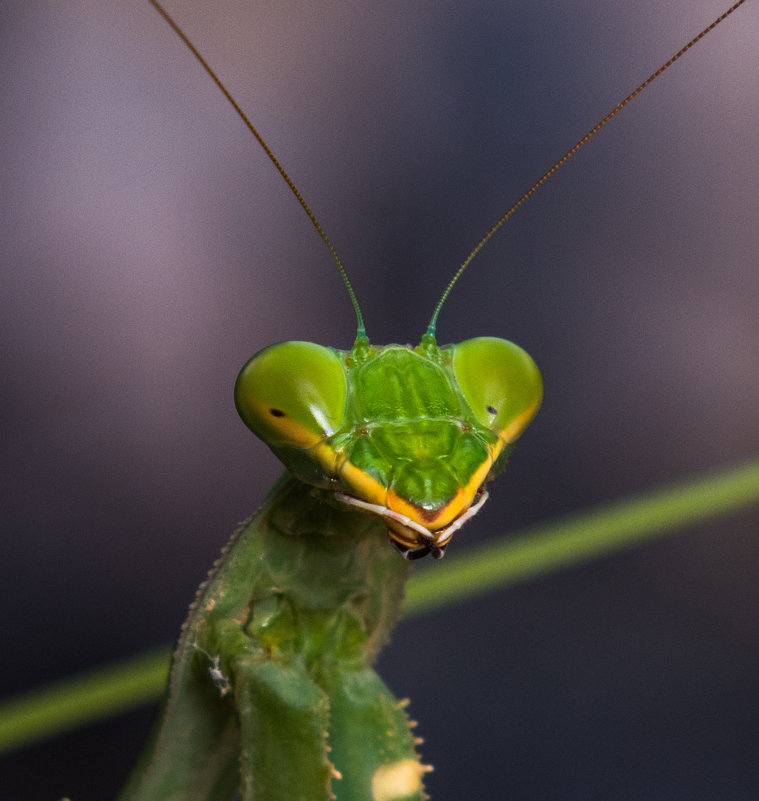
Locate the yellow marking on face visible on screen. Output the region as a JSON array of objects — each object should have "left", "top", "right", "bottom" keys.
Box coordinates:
[
  {"left": 386, "top": 487, "right": 464, "bottom": 530},
  {"left": 310, "top": 440, "right": 344, "bottom": 478},
  {"left": 386, "top": 441, "right": 499, "bottom": 530},
  {"left": 338, "top": 457, "right": 390, "bottom": 506},
  {"left": 337, "top": 439, "right": 503, "bottom": 536},
  {"left": 247, "top": 398, "right": 326, "bottom": 449},
  {"left": 371, "top": 759, "right": 432, "bottom": 801},
  {"left": 497, "top": 397, "right": 542, "bottom": 445}
]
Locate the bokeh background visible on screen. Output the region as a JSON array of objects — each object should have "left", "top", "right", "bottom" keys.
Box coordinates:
[{"left": 2, "top": 0, "right": 758, "bottom": 798}]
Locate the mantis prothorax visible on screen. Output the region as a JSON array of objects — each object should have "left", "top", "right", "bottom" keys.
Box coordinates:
[{"left": 114, "top": 2, "right": 749, "bottom": 799}]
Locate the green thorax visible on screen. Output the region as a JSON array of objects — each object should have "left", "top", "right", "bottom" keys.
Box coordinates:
[{"left": 200, "top": 475, "right": 409, "bottom": 671}]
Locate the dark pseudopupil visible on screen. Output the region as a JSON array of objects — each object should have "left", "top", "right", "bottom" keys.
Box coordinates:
[
  {"left": 269, "top": 409, "right": 286, "bottom": 417},
  {"left": 486, "top": 405, "right": 497, "bottom": 415}
]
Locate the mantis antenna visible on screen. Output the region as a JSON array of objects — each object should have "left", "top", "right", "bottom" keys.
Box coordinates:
[
  {"left": 425, "top": 0, "right": 748, "bottom": 337},
  {"left": 149, "top": 0, "right": 746, "bottom": 343},
  {"left": 148, "top": 0, "right": 367, "bottom": 340}
]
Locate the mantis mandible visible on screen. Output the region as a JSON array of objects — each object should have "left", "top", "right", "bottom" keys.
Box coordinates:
[{"left": 112, "top": 1, "right": 749, "bottom": 799}]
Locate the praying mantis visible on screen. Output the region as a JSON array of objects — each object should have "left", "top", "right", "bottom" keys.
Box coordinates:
[
  {"left": 1, "top": 1, "right": 758, "bottom": 799},
  {"left": 117, "top": 4, "right": 544, "bottom": 798}
]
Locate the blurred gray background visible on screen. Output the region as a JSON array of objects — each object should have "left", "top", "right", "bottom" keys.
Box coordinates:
[{"left": 2, "top": 0, "right": 758, "bottom": 798}]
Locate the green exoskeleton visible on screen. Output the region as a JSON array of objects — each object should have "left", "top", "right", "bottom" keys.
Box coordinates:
[{"left": 119, "top": 1, "right": 747, "bottom": 799}]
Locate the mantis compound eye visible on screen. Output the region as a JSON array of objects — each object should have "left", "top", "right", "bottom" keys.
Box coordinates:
[
  {"left": 451, "top": 337, "right": 542, "bottom": 447},
  {"left": 234, "top": 341, "right": 348, "bottom": 449}
]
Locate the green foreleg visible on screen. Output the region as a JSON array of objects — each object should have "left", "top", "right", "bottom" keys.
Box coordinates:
[
  {"left": 233, "top": 657, "right": 334, "bottom": 801},
  {"left": 319, "top": 666, "right": 429, "bottom": 801},
  {"left": 115, "top": 650, "right": 239, "bottom": 801}
]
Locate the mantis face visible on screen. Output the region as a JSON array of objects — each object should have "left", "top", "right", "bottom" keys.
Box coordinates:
[{"left": 235, "top": 334, "right": 541, "bottom": 557}]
